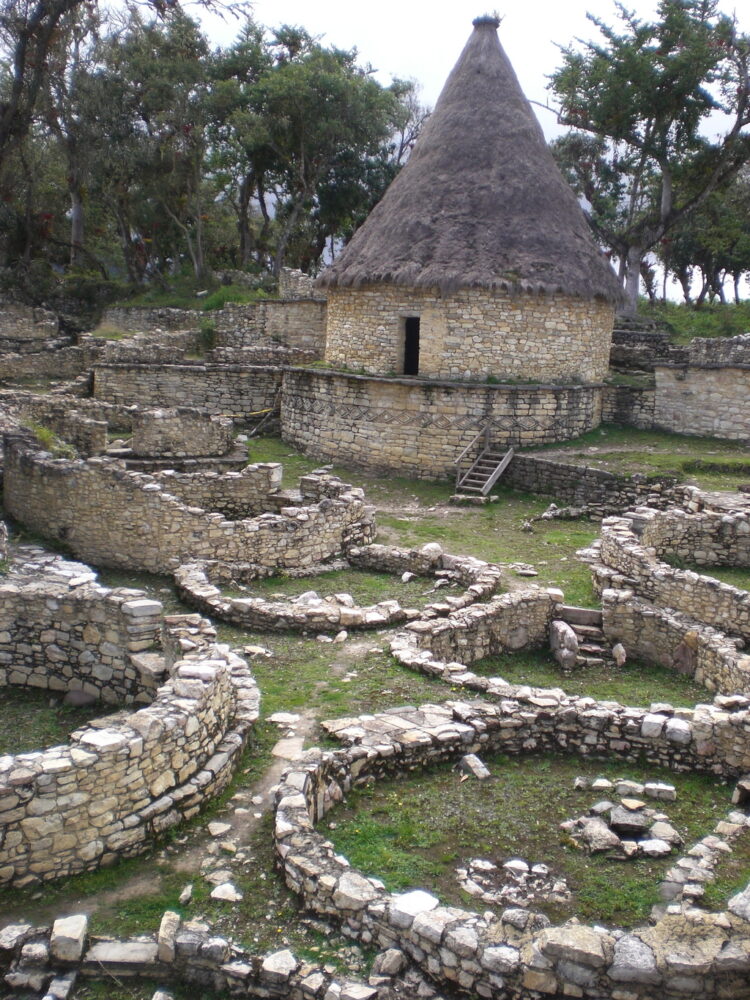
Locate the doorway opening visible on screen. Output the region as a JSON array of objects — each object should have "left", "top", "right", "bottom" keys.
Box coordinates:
[{"left": 403, "top": 316, "right": 420, "bottom": 375}]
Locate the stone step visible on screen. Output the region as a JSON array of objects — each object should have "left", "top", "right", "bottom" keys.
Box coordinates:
[
  {"left": 576, "top": 655, "right": 607, "bottom": 667},
  {"left": 579, "top": 642, "right": 608, "bottom": 655},
  {"left": 558, "top": 604, "right": 603, "bottom": 627},
  {"left": 570, "top": 623, "right": 606, "bottom": 639}
]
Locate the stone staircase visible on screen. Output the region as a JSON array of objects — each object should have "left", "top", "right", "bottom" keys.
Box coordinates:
[
  {"left": 454, "top": 445, "right": 514, "bottom": 498},
  {"left": 557, "top": 604, "right": 614, "bottom": 668}
]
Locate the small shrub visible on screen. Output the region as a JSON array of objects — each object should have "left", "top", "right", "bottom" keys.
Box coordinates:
[{"left": 22, "top": 420, "right": 77, "bottom": 459}]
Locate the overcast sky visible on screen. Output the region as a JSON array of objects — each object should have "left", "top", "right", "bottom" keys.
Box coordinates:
[{"left": 197, "top": 0, "right": 749, "bottom": 139}]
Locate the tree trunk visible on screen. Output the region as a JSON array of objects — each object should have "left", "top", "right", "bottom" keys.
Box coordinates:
[
  {"left": 623, "top": 244, "right": 642, "bottom": 316},
  {"left": 69, "top": 182, "right": 84, "bottom": 268}
]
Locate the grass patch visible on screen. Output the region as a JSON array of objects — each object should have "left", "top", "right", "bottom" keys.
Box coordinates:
[
  {"left": 471, "top": 648, "right": 707, "bottom": 706},
  {"left": 0, "top": 688, "right": 110, "bottom": 756},
  {"left": 227, "top": 568, "right": 440, "bottom": 610},
  {"left": 328, "top": 752, "right": 732, "bottom": 927},
  {"left": 643, "top": 301, "right": 750, "bottom": 344},
  {"left": 21, "top": 419, "right": 76, "bottom": 458},
  {"left": 116, "top": 277, "right": 273, "bottom": 312},
  {"left": 703, "top": 826, "right": 750, "bottom": 911}
]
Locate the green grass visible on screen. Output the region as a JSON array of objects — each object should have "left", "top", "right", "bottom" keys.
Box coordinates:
[
  {"left": 527, "top": 424, "right": 750, "bottom": 490},
  {"left": 471, "top": 648, "right": 708, "bottom": 706},
  {"left": 226, "top": 568, "right": 442, "bottom": 610},
  {"left": 703, "top": 826, "right": 750, "bottom": 911},
  {"left": 0, "top": 688, "right": 110, "bottom": 756},
  {"left": 115, "top": 277, "right": 272, "bottom": 312},
  {"left": 643, "top": 301, "right": 750, "bottom": 344},
  {"left": 328, "top": 752, "right": 733, "bottom": 927}
]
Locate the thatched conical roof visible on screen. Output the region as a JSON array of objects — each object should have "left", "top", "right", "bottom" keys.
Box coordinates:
[{"left": 317, "top": 16, "right": 621, "bottom": 302}]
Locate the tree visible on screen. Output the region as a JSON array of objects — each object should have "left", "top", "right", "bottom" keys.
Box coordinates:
[{"left": 549, "top": 0, "right": 750, "bottom": 312}]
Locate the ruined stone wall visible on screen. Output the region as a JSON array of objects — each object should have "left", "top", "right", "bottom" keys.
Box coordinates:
[
  {"left": 503, "top": 453, "right": 678, "bottom": 508},
  {"left": 151, "top": 462, "right": 282, "bottom": 519},
  {"left": 0, "top": 390, "right": 136, "bottom": 434},
  {"left": 0, "top": 578, "right": 163, "bottom": 705},
  {"left": 324, "top": 285, "right": 614, "bottom": 382},
  {"left": 404, "top": 590, "right": 555, "bottom": 663},
  {"left": 275, "top": 699, "right": 750, "bottom": 1000},
  {"left": 279, "top": 267, "right": 318, "bottom": 299},
  {"left": 130, "top": 408, "right": 235, "bottom": 458},
  {"left": 653, "top": 365, "right": 750, "bottom": 441},
  {"left": 640, "top": 506, "right": 750, "bottom": 567},
  {"left": 100, "top": 299, "right": 326, "bottom": 355},
  {"left": 0, "top": 618, "right": 259, "bottom": 886},
  {"left": 601, "top": 384, "right": 656, "bottom": 429},
  {"left": 602, "top": 589, "right": 750, "bottom": 696},
  {"left": 687, "top": 333, "right": 750, "bottom": 365},
  {"left": 0, "top": 303, "right": 60, "bottom": 353},
  {"left": 281, "top": 369, "right": 603, "bottom": 479},
  {"left": 609, "top": 326, "right": 673, "bottom": 371},
  {"left": 0, "top": 345, "right": 94, "bottom": 381},
  {"left": 93, "top": 362, "right": 282, "bottom": 415},
  {"left": 596, "top": 509, "right": 750, "bottom": 639},
  {"left": 2, "top": 434, "right": 374, "bottom": 573}
]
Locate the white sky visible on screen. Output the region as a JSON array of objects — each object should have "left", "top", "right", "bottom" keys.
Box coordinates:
[{"left": 196, "top": 0, "right": 750, "bottom": 139}]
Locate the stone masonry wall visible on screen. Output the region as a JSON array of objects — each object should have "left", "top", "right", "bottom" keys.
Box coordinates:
[
  {"left": 2, "top": 433, "right": 374, "bottom": 573},
  {"left": 0, "top": 302, "right": 60, "bottom": 353},
  {"left": 602, "top": 588, "right": 750, "bottom": 697},
  {"left": 324, "top": 285, "right": 614, "bottom": 382},
  {"left": 0, "top": 390, "right": 136, "bottom": 434},
  {"left": 0, "top": 564, "right": 163, "bottom": 706},
  {"left": 503, "top": 453, "right": 678, "bottom": 508},
  {"left": 601, "top": 384, "right": 656, "bottom": 429},
  {"left": 0, "top": 612, "right": 259, "bottom": 886},
  {"left": 101, "top": 299, "right": 326, "bottom": 355},
  {"left": 130, "top": 408, "right": 235, "bottom": 458},
  {"left": 274, "top": 699, "right": 750, "bottom": 1000},
  {"left": 150, "top": 463, "right": 282, "bottom": 520},
  {"left": 594, "top": 508, "right": 750, "bottom": 639},
  {"left": 93, "top": 362, "right": 283, "bottom": 416},
  {"left": 653, "top": 365, "right": 750, "bottom": 441},
  {"left": 281, "top": 369, "right": 603, "bottom": 479}
]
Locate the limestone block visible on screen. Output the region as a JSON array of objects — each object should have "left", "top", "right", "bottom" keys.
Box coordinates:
[{"left": 50, "top": 914, "right": 88, "bottom": 963}]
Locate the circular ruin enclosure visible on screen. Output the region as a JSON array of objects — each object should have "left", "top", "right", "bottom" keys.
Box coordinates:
[
  {"left": 0, "top": 544, "right": 259, "bottom": 886},
  {"left": 2, "top": 431, "right": 375, "bottom": 574},
  {"left": 281, "top": 368, "right": 606, "bottom": 480},
  {"left": 173, "top": 542, "right": 505, "bottom": 633},
  {"left": 0, "top": 913, "right": 398, "bottom": 1000},
  {"left": 581, "top": 492, "right": 750, "bottom": 695},
  {"left": 273, "top": 699, "right": 750, "bottom": 1000}
]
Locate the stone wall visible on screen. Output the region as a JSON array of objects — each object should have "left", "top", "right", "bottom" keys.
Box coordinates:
[
  {"left": 100, "top": 298, "right": 326, "bottom": 355},
  {"left": 0, "top": 549, "right": 163, "bottom": 705},
  {"left": 281, "top": 369, "right": 603, "bottom": 479},
  {"left": 2, "top": 434, "right": 375, "bottom": 573},
  {"left": 150, "top": 462, "right": 282, "bottom": 519},
  {"left": 653, "top": 365, "right": 750, "bottom": 441},
  {"left": 590, "top": 506, "right": 750, "bottom": 640},
  {"left": 274, "top": 699, "right": 750, "bottom": 1000},
  {"left": 279, "top": 267, "right": 318, "bottom": 299},
  {"left": 503, "top": 453, "right": 679, "bottom": 509},
  {"left": 602, "top": 588, "right": 750, "bottom": 697},
  {"left": 0, "top": 389, "right": 136, "bottom": 435},
  {"left": 174, "top": 542, "right": 505, "bottom": 633},
  {"left": 0, "top": 550, "right": 260, "bottom": 886},
  {"left": 131, "top": 407, "right": 235, "bottom": 458},
  {"left": 0, "top": 344, "right": 95, "bottom": 382},
  {"left": 601, "top": 384, "right": 656, "bottom": 429},
  {"left": 93, "top": 362, "right": 283, "bottom": 416},
  {"left": 687, "top": 332, "right": 750, "bottom": 365},
  {"left": 0, "top": 302, "right": 60, "bottom": 353},
  {"left": 609, "top": 326, "right": 672, "bottom": 371},
  {"left": 324, "top": 285, "right": 614, "bottom": 382}
]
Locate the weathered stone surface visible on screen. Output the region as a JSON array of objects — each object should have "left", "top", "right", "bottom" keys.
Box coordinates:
[
  {"left": 609, "top": 934, "right": 661, "bottom": 984},
  {"left": 261, "top": 949, "right": 298, "bottom": 982},
  {"left": 157, "top": 911, "right": 180, "bottom": 963},
  {"left": 389, "top": 889, "right": 439, "bottom": 929},
  {"left": 332, "top": 871, "right": 380, "bottom": 910},
  {"left": 50, "top": 915, "right": 88, "bottom": 963}
]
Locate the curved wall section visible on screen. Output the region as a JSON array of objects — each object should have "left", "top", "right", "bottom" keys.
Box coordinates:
[{"left": 282, "top": 369, "right": 603, "bottom": 479}]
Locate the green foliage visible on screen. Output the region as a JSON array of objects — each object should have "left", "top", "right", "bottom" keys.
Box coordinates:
[
  {"left": 644, "top": 299, "right": 750, "bottom": 340},
  {"left": 550, "top": 0, "right": 750, "bottom": 309},
  {"left": 22, "top": 420, "right": 76, "bottom": 458}
]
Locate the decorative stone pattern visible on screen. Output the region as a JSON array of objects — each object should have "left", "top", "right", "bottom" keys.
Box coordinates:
[
  {"left": 324, "top": 285, "right": 614, "bottom": 382},
  {"left": 173, "top": 542, "right": 505, "bottom": 633},
  {"left": 130, "top": 408, "right": 235, "bottom": 458},
  {"left": 274, "top": 700, "right": 750, "bottom": 1000},
  {"left": 0, "top": 569, "right": 260, "bottom": 885},
  {"left": 0, "top": 546, "right": 163, "bottom": 705},
  {"left": 0, "top": 916, "right": 379, "bottom": 1000},
  {"left": 93, "top": 361, "right": 283, "bottom": 416},
  {"left": 281, "top": 369, "right": 603, "bottom": 479},
  {"left": 2, "top": 433, "right": 375, "bottom": 574}
]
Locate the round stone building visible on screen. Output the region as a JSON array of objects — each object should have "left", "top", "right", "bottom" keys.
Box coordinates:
[{"left": 281, "top": 16, "right": 623, "bottom": 478}]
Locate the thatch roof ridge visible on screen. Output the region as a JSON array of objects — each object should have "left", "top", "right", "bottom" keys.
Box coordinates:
[{"left": 317, "top": 18, "right": 622, "bottom": 303}]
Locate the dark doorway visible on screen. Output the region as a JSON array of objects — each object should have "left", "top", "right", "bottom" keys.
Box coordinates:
[{"left": 403, "top": 316, "right": 420, "bottom": 375}]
